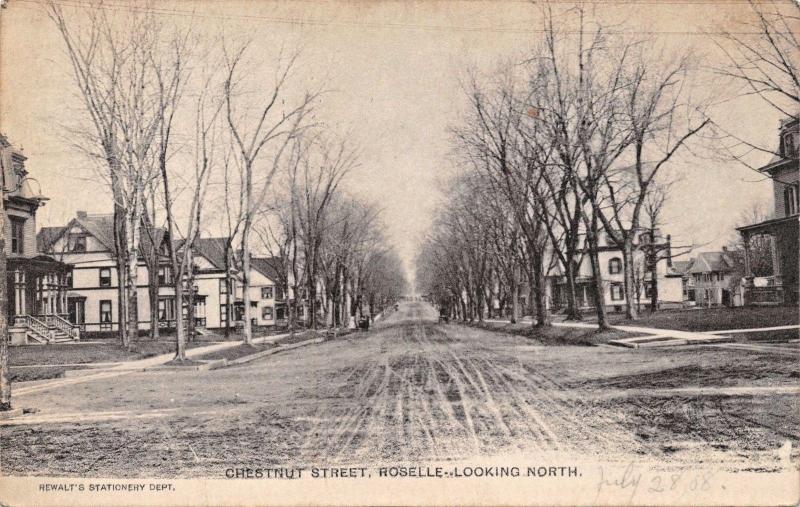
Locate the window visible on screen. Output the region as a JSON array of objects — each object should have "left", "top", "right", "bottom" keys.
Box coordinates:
[
  {"left": 219, "top": 279, "right": 228, "bottom": 295},
  {"left": 99, "top": 300, "right": 112, "bottom": 323},
  {"left": 158, "top": 265, "right": 172, "bottom": 285},
  {"left": 10, "top": 217, "right": 25, "bottom": 254},
  {"left": 262, "top": 306, "right": 273, "bottom": 320},
  {"left": 261, "top": 286, "right": 273, "bottom": 300},
  {"left": 158, "top": 298, "right": 175, "bottom": 322},
  {"left": 99, "top": 267, "right": 112, "bottom": 287},
  {"left": 250, "top": 301, "right": 258, "bottom": 308},
  {"left": 69, "top": 234, "right": 87, "bottom": 253},
  {"left": 195, "top": 299, "right": 206, "bottom": 318},
  {"left": 276, "top": 307, "right": 285, "bottom": 320},
  {"left": 66, "top": 272, "right": 73, "bottom": 288},
  {"left": 220, "top": 304, "right": 228, "bottom": 325},
  {"left": 784, "top": 133, "right": 797, "bottom": 159},
  {"left": 275, "top": 286, "right": 285, "bottom": 300},
  {"left": 644, "top": 282, "right": 654, "bottom": 298},
  {"left": 610, "top": 283, "right": 624, "bottom": 301},
  {"left": 785, "top": 183, "right": 799, "bottom": 216},
  {"left": 608, "top": 257, "right": 622, "bottom": 275}
]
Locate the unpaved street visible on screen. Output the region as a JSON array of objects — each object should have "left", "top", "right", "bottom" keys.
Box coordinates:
[
  {"left": 2, "top": 302, "right": 798, "bottom": 477},
  {"left": 299, "top": 303, "right": 643, "bottom": 463}
]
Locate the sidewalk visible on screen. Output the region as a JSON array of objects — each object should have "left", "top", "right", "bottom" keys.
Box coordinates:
[
  {"left": 482, "top": 317, "right": 800, "bottom": 349},
  {"left": 14, "top": 332, "right": 292, "bottom": 397}
]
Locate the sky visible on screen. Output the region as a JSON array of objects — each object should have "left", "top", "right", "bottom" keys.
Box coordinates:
[{"left": 0, "top": 0, "right": 791, "bottom": 286}]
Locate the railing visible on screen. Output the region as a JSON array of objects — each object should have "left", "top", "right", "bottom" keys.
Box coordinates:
[
  {"left": 42, "top": 314, "right": 81, "bottom": 340},
  {"left": 14, "top": 315, "right": 53, "bottom": 343}
]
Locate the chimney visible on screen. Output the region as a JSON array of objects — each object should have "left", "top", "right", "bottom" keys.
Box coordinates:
[{"left": 76, "top": 210, "right": 87, "bottom": 220}]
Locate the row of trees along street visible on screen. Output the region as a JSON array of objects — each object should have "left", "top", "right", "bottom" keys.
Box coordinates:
[
  {"left": 35, "top": 1, "right": 408, "bottom": 361},
  {"left": 415, "top": 3, "right": 798, "bottom": 331}
]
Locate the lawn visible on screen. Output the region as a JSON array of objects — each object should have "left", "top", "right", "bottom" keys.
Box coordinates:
[
  {"left": 610, "top": 305, "right": 799, "bottom": 332},
  {"left": 9, "top": 339, "right": 216, "bottom": 382},
  {"left": 10, "top": 339, "right": 214, "bottom": 367},
  {"left": 192, "top": 342, "right": 277, "bottom": 362},
  {"left": 470, "top": 320, "right": 636, "bottom": 345}
]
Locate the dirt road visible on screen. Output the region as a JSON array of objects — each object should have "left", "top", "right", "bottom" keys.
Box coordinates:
[
  {"left": 299, "top": 303, "right": 643, "bottom": 463},
  {"left": 2, "top": 302, "right": 797, "bottom": 477}
]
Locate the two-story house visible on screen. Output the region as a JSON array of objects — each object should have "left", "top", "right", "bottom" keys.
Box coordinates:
[
  {"left": 737, "top": 117, "right": 799, "bottom": 305},
  {"left": 684, "top": 250, "right": 743, "bottom": 307},
  {"left": 251, "top": 257, "right": 287, "bottom": 325},
  {"left": 38, "top": 211, "right": 172, "bottom": 334},
  {"left": 1, "top": 134, "right": 77, "bottom": 345},
  {"left": 547, "top": 229, "right": 683, "bottom": 313},
  {"left": 189, "top": 238, "right": 281, "bottom": 330}
]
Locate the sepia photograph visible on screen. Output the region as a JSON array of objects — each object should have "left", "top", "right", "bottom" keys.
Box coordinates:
[{"left": 0, "top": 0, "right": 798, "bottom": 505}]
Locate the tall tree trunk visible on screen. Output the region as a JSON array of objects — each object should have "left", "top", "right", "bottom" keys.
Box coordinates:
[
  {"left": 307, "top": 252, "right": 318, "bottom": 328},
  {"left": 174, "top": 277, "right": 186, "bottom": 360},
  {"left": 622, "top": 240, "right": 638, "bottom": 320},
  {"left": 563, "top": 255, "right": 582, "bottom": 321},
  {"left": 224, "top": 248, "right": 232, "bottom": 338},
  {"left": 586, "top": 217, "right": 609, "bottom": 330},
  {"left": 127, "top": 260, "right": 138, "bottom": 347},
  {"left": 113, "top": 207, "right": 129, "bottom": 348},
  {"left": 126, "top": 212, "right": 141, "bottom": 348},
  {"left": 531, "top": 253, "right": 550, "bottom": 328},
  {"left": 511, "top": 278, "right": 519, "bottom": 324},
  {"left": 187, "top": 252, "right": 196, "bottom": 342},
  {"left": 648, "top": 249, "right": 659, "bottom": 312},
  {"left": 147, "top": 262, "right": 160, "bottom": 340},
  {"left": 241, "top": 228, "right": 253, "bottom": 344}
]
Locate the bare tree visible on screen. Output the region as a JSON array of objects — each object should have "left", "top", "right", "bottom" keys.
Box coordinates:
[
  {"left": 223, "top": 43, "right": 318, "bottom": 343},
  {"left": 715, "top": 1, "right": 799, "bottom": 120},
  {"left": 48, "top": 2, "right": 172, "bottom": 347},
  {"left": 290, "top": 134, "right": 354, "bottom": 328},
  {"left": 157, "top": 57, "right": 223, "bottom": 360}
]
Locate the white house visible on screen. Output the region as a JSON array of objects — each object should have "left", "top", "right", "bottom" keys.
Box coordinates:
[
  {"left": 547, "top": 229, "right": 684, "bottom": 313},
  {"left": 38, "top": 212, "right": 172, "bottom": 334},
  {"left": 189, "top": 238, "right": 282, "bottom": 330}
]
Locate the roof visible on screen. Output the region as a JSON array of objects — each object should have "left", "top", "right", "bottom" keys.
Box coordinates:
[
  {"left": 687, "top": 252, "right": 736, "bottom": 274},
  {"left": 250, "top": 257, "right": 284, "bottom": 282},
  {"left": 37, "top": 214, "right": 167, "bottom": 258},
  {"left": 37, "top": 226, "right": 64, "bottom": 252},
  {"left": 671, "top": 260, "right": 691, "bottom": 275},
  {"left": 77, "top": 214, "right": 116, "bottom": 252},
  {"left": 192, "top": 237, "right": 232, "bottom": 271}
]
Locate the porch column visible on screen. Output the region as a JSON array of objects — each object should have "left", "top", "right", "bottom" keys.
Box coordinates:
[
  {"left": 742, "top": 234, "right": 752, "bottom": 278},
  {"left": 19, "top": 271, "right": 26, "bottom": 315},
  {"left": 14, "top": 271, "right": 23, "bottom": 316},
  {"left": 62, "top": 274, "right": 68, "bottom": 314},
  {"left": 770, "top": 234, "right": 782, "bottom": 282}
]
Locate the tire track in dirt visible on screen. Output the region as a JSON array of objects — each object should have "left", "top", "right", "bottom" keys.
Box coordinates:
[{"left": 298, "top": 303, "right": 643, "bottom": 463}]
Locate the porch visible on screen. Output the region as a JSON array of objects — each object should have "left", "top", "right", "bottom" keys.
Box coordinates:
[
  {"left": 6, "top": 255, "right": 80, "bottom": 345},
  {"left": 738, "top": 215, "right": 799, "bottom": 305}
]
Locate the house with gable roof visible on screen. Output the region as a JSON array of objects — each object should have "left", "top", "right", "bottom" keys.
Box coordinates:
[
  {"left": 188, "top": 238, "right": 283, "bottom": 330},
  {"left": 38, "top": 211, "right": 173, "bottom": 334},
  {"left": 684, "top": 250, "right": 744, "bottom": 307}
]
